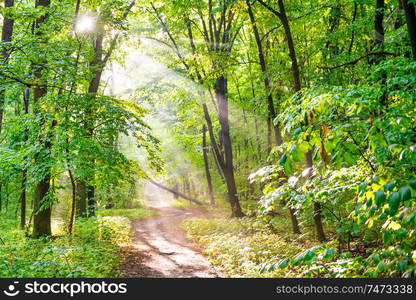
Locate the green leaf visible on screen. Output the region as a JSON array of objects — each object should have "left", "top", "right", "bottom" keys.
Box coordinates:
[
  {"left": 278, "top": 153, "right": 287, "bottom": 165},
  {"left": 293, "top": 127, "right": 302, "bottom": 136},
  {"left": 383, "top": 182, "right": 395, "bottom": 192},
  {"left": 374, "top": 190, "right": 386, "bottom": 207},
  {"left": 211, "top": 5, "right": 224, "bottom": 14},
  {"left": 278, "top": 259, "right": 289, "bottom": 269},
  {"left": 387, "top": 192, "right": 401, "bottom": 214},
  {"left": 323, "top": 248, "right": 336, "bottom": 260},
  {"left": 399, "top": 187, "right": 411, "bottom": 201}
]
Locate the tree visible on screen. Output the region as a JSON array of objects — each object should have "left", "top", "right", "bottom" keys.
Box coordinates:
[
  {"left": 202, "top": 125, "right": 215, "bottom": 205},
  {"left": 0, "top": 0, "right": 14, "bottom": 133},
  {"left": 402, "top": 0, "right": 416, "bottom": 60},
  {"left": 32, "top": 0, "right": 53, "bottom": 238}
]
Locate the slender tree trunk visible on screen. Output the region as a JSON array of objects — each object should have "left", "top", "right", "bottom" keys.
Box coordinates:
[
  {"left": 0, "top": 0, "right": 14, "bottom": 134},
  {"left": 372, "top": 0, "right": 388, "bottom": 108},
  {"left": 278, "top": 1, "right": 301, "bottom": 91},
  {"left": 19, "top": 171, "right": 26, "bottom": 229},
  {"left": 375, "top": 0, "right": 385, "bottom": 46},
  {"left": 402, "top": 0, "right": 416, "bottom": 60},
  {"left": 75, "top": 181, "right": 87, "bottom": 218},
  {"left": 32, "top": 0, "right": 52, "bottom": 238},
  {"left": 289, "top": 208, "right": 301, "bottom": 234},
  {"left": 0, "top": 0, "right": 15, "bottom": 218},
  {"left": 87, "top": 184, "right": 95, "bottom": 217},
  {"left": 313, "top": 202, "right": 326, "bottom": 242},
  {"left": 258, "top": 0, "right": 302, "bottom": 233},
  {"left": 211, "top": 148, "right": 226, "bottom": 184},
  {"left": 258, "top": 0, "right": 301, "bottom": 90},
  {"left": 202, "top": 103, "right": 226, "bottom": 184},
  {"left": 202, "top": 125, "right": 215, "bottom": 205},
  {"left": 348, "top": 1, "right": 358, "bottom": 54},
  {"left": 305, "top": 147, "right": 326, "bottom": 241},
  {"left": 68, "top": 169, "right": 76, "bottom": 234},
  {"left": 267, "top": 116, "right": 272, "bottom": 153},
  {"left": 246, "top": 0, "right": 283, "bottom": 145},
  {"left": 254, "top": 117, "right": 262, "bottom": 162},
  {"left": 77, "top": 1, "right": 136, "bottom": 218},
  {"left": 215, "top": 76, "right": 244, "bottom": 217},
  {"left": 395, "top": 0, "right": 404, "bottom": 30},
  {"left": 20, "top": 89, "right": 29, "bottom": 229},
  {"left": 76, "top": 32, "right": 104, "bottom": 218}
]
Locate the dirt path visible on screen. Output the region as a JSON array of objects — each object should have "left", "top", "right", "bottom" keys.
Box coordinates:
[{"left": 121, "top": 192, "right": 224, "bottom": 278}]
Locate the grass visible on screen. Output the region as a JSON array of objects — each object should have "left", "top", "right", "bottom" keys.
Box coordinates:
[
  {"left": 0, "top": 205, "right": 161, "bottom": 278},
  {"left": 96, "top": 207, "right": 159, "bottom": 221},
  {"left": 181, "top": 209, "right": 394, "bottom": 278},
  {"left": 181, "top": 215, "right": 320, "bottom": 278},
  {"left": 169, "top": 197, "right": 201, "bottom": 209},
  {"left": 0, "top": 215, "right": 133, "bottom": 277}
]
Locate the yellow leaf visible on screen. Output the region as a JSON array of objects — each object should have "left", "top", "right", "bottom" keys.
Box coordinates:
[{"left": 387, "top": 221, "right": 401, "bottom": 231}]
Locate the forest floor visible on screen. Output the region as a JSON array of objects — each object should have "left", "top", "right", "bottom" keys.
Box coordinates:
[{"left": 120, "top": 195, "right": 225, "bottom": 278}]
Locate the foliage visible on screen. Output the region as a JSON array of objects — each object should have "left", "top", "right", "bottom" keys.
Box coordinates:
[
  {"left": 182, "top": 216, "right": 317, "bottom": 277},
  {"left": 0, "top": 215, "right": 132, "bottom": 277},
  {"left": 1, "top": 0, "right": 415, "bottom": 278}
]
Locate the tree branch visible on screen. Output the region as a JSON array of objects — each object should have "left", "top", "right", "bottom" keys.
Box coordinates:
[{"left": 319, "top": 52, "right": 396, "bottom": 70}]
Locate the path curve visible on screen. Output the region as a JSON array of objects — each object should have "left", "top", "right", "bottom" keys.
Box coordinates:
[{"left": 121, "top": 194, "right": 224, "bottom": 278}]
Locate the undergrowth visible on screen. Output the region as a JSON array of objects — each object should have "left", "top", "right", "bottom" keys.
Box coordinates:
[
  {"left": 96, "top": 207, "right": 159, "bottom": 221},
  {"left": 0, "top": 215, "right": 132, "bottom": 278},
  {"left": 169, "top": 198, "right": 201, "bottom": 209},
  {"left": 182, "top": 215, "right": 318, "bottom": 277},
  {"left": 183, "top": 212, "right": 416, "bottom": 278}
]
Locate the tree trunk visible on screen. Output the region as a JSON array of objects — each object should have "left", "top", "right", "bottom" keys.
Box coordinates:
[
  {"left": 372, "top": 0, "right": 388, "bottom": 108},
  {"left": 0, "top": 0, "right": 14, "bottom": 134},
  {"left": 20, "top": 169, "right": 27, "bottom": 229},
  {"left": 75, "top": 181, "right": 87, "bottom": 218},
  {"left": 267, "top": 117, "right": 272, "bottom": 153},
  {"left": 33, "top": 176, "right": 51, "bottom": 237},
  {"left": 68, "top": 168, "right": 76, "bottom": 234},
  {"left": 20, "top": 89, "right": 29, "bottom": 230},
  {"left": 77, "top": 2, "right": 135, "bottom": 215},
  {"left": 313, "top": 202, "right": 326, "bottom": 242},
  {"left": 246, "top": 0, "right": 283, "bottom": 145},
  {"left": 305, "top": 146, "right": 326, "bottom": 241},
  {"left": 202, "top": 103, "right": 226, "bottom": 184},
  {"left": 277, "top": 0, "right": 301, "bottom": 91},
  {"left": 402, "top": 0, "right": 416, "bottom": 60},
  {"left": 87, "top": 185, "right": 95, "bottom": 217},
  {"left": 258, "top": 0, "right": 302, "bottom": 232},
  {"left": 289, "top": 208, "right": 301, "bottom": 234},
  {"left": 76, "top": 33, "right": 104, "bottom": 217},
  {"left": 375, "top": 0, "right": 385, "bottom": 45},
  {"left": 202, "top": 125, "right": 215, "bottom": 205},
  {"left": 215, "top": 76, "right": 244, "bottom": 217},
  {"left": 32, "top": 0, "right": 52, "bottom": 238}
]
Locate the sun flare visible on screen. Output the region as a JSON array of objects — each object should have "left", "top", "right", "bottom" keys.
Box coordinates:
[{"left": 75, "top": 15, "right": 95, "bottom": 33}]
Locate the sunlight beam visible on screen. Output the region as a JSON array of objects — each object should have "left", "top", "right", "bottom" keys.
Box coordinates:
[{"left": 75, "top": 15, "right": 96, "bottom": 33}]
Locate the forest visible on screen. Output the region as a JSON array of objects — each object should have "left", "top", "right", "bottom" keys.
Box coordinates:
[{"left": 0, "top": 0, "right": 415, "bottom": 279}]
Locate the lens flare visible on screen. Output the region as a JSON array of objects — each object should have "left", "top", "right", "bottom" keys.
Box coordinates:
[{"left": 75, "top": 15, "right": 95, "bottom": 33}]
